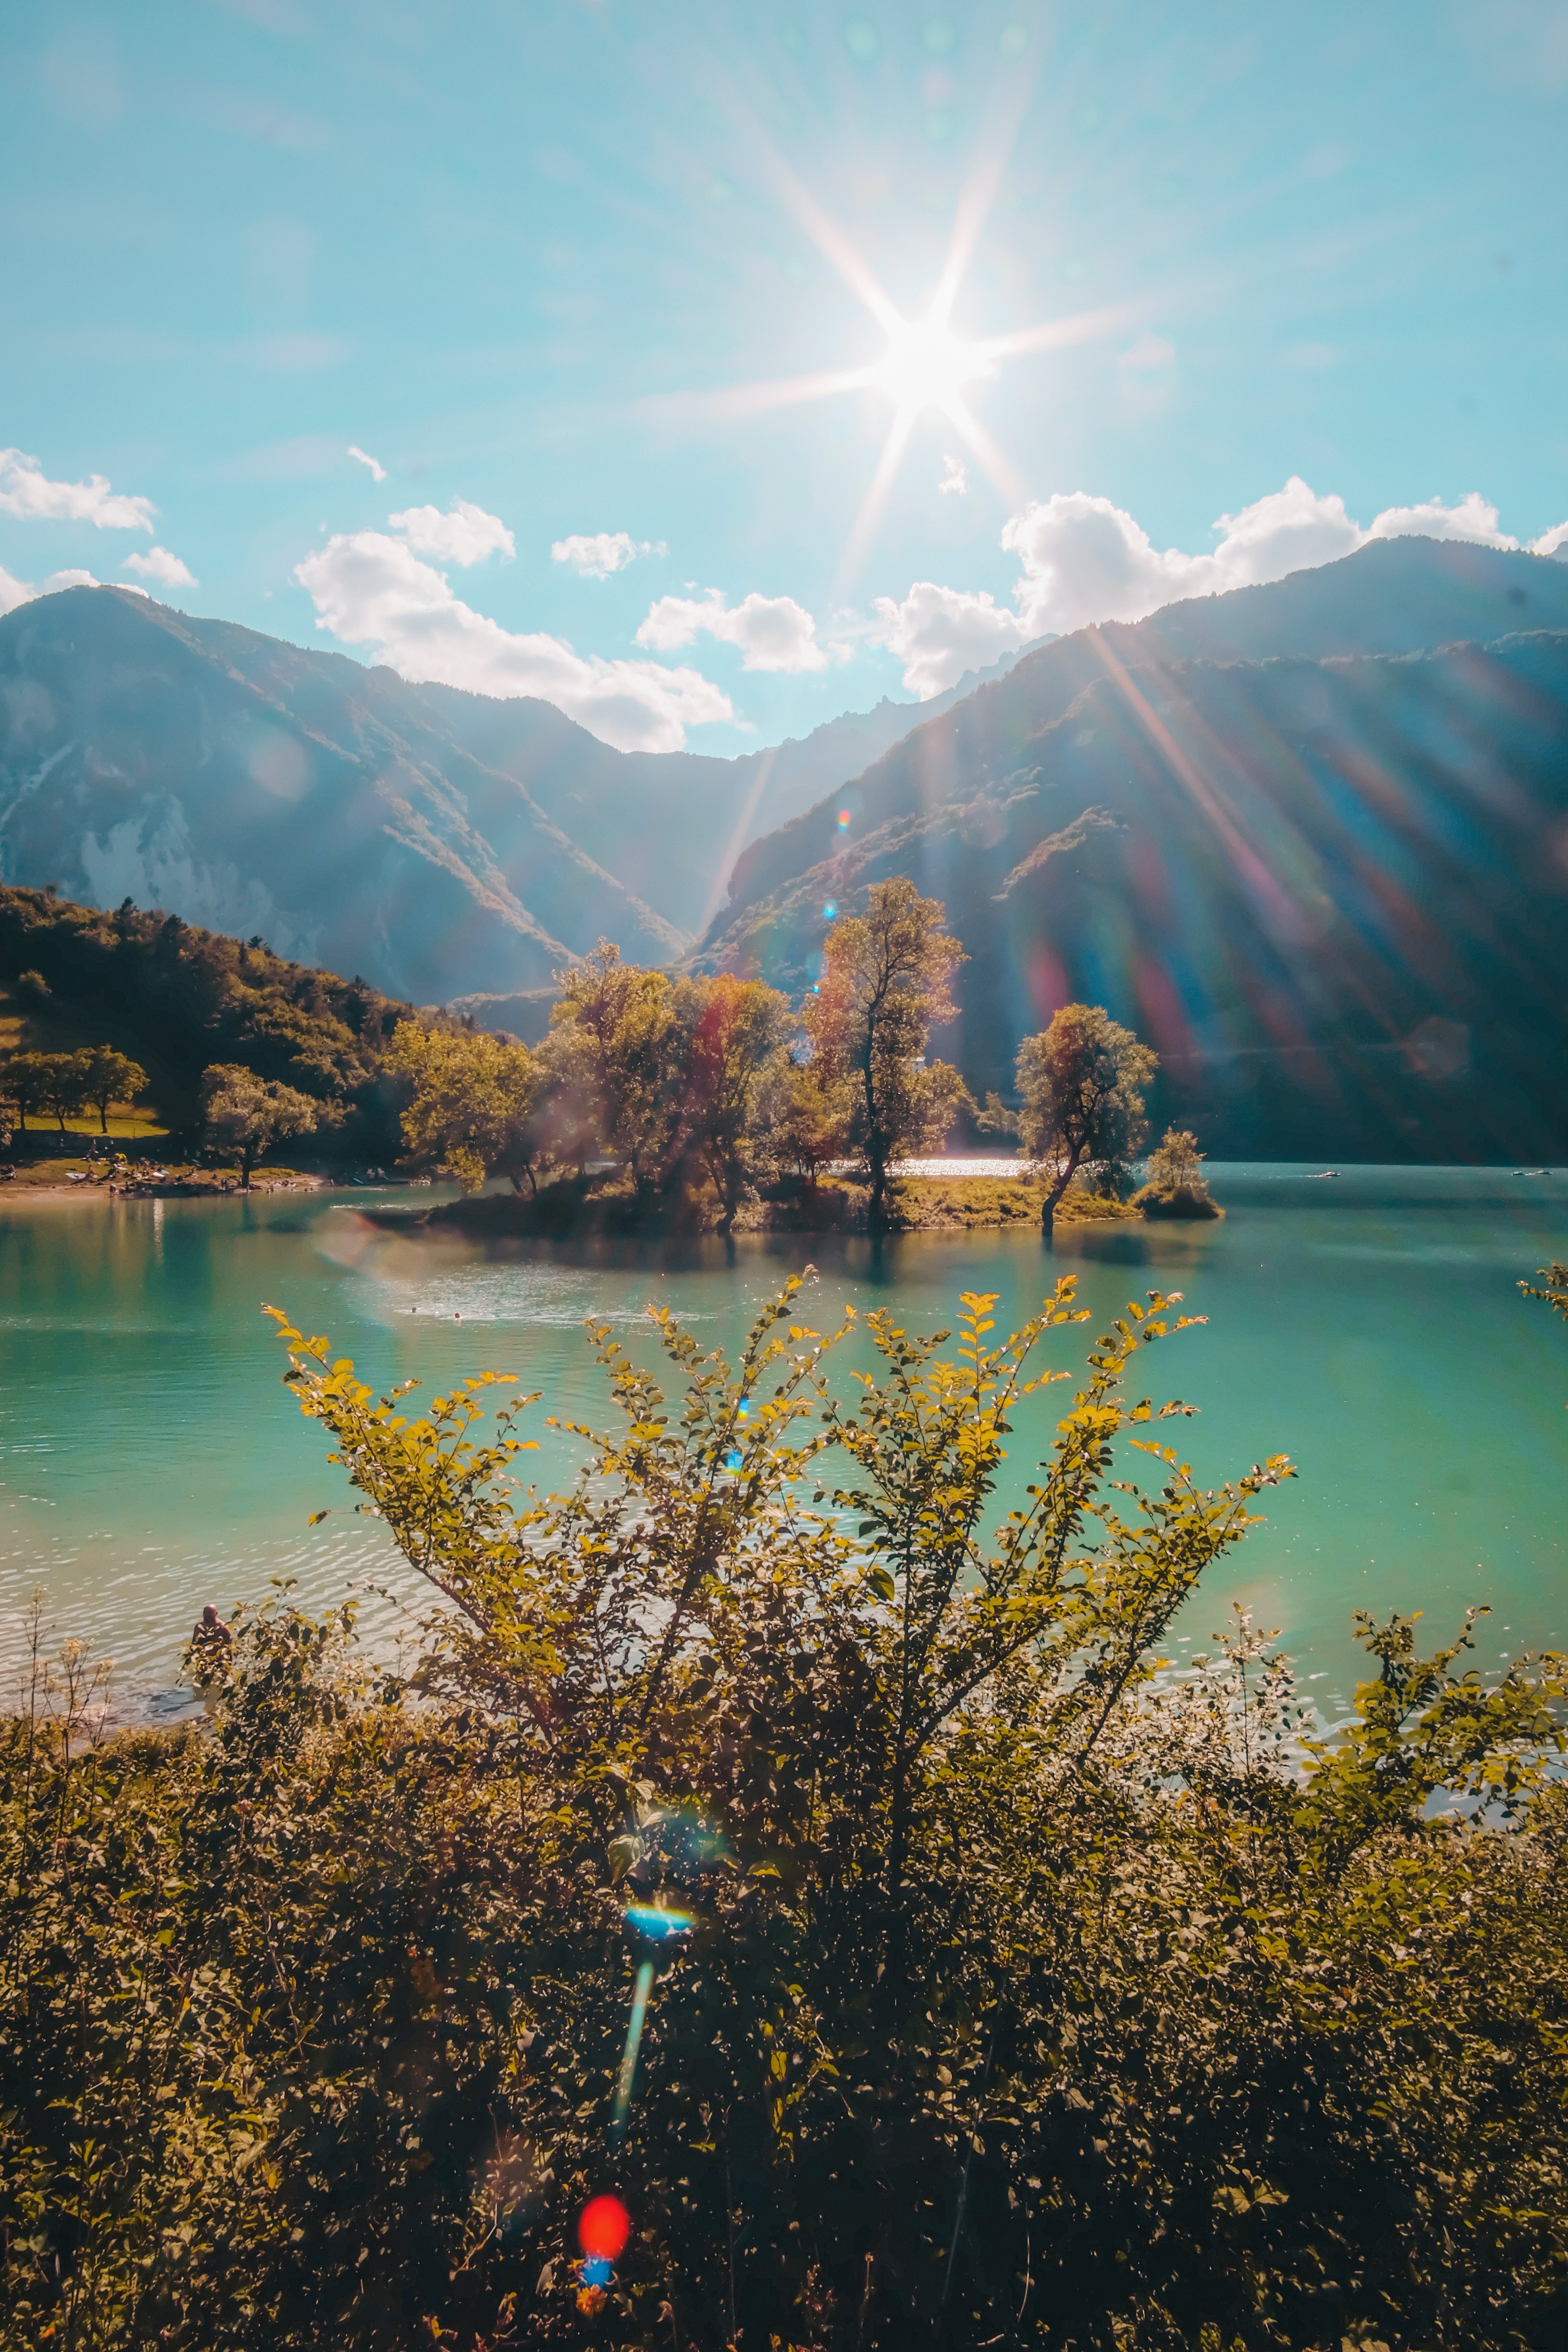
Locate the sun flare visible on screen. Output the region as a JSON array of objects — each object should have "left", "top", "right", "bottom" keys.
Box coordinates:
[{"left": 870, "top": 314, "right": 993, "bottom": 416}]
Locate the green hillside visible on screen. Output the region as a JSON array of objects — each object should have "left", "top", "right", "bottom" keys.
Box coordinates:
[{"left": 0, "top": 885, "right": 415, "bottom": 1155}]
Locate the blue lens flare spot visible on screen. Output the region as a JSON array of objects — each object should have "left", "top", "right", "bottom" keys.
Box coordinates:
[
  {"left": 725, "top": 1448, "right": 743, "bottom": 1471},
  {"left": 822, "top": 901, "right": 837, "bottom": 919},
  {"left": 580, "top": 2255, "right": 614, "bottom": 2288},
  {"left": 625, "top": 1902, "right": 698, "bottom": 1940}
]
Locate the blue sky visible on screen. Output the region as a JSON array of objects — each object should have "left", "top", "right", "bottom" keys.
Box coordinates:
[{"left": 2, "top": 0, "right": 1567, "bottom": 753}]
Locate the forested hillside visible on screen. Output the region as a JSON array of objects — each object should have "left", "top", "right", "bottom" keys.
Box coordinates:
[{"left": 0, "top": 884, "right": 415, "bottom": 1148}]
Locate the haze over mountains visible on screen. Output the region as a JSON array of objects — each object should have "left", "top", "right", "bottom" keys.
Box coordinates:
[
  {"left": 1, "top": 538, "right": 1566, "bottom": 1159},
  {"left": 704, "top": 538, "right": 1568, "bottom": 1160},
  {"left": 0, "top": 587, "right": 1022, "bottom": 1007}
]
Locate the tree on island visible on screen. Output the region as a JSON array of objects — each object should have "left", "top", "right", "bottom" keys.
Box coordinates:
[
  {"left": 549, "top": 942, "right": 681, "bottom": 1200},
  {"left": 1009, "top": 1002, "right": 1158, "bottom": 1230},
  {"left": 1134, "top": 1125, "right": 1221, "bottom": 1219},
  {"left": 386, "top": 1022, "right": 542, "bottom": 1193},
  {"left": 756, "top": 1047, "right": 857, "bottom": 1192},
  {"left": 79, "top": 1047, "right": 148, "bottom": 1135},
  {"left": 671, "top": 973, "right": 792, "bottom": 1233},
  {"left": 806, "top": 876, "right": 968, "bottom": 1229},
  {"left": 200, "top": 1064, "right": 321, "bottom": 1188}
]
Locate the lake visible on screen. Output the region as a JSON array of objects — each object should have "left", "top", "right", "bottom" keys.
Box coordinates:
[{"left": 2, "top": 1165, "right": 1565, "bottom": 1723}]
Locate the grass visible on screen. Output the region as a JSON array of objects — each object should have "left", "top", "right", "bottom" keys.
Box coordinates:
[{"left": 8, "top": 1114, "right": 168, "bottom": 1140}]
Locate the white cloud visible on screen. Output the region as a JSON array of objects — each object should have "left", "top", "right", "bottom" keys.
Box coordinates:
[
  {"left": 0, "top": 563, "right": 34, "bottom": 615},
  {"left": 294, "top": 529, "right": 732, "bottom": 753},
  {"left": 938, "top": 454, "right": 968, "bottom": 498},
  {"left": 0, "top": 447, "right": 154, "bottom": 531},
  {"left": 1000, "top": 478, "right": 1530, "bottom": 639},
  {"left": 122, "top": 544, "right": 197, "bottom": 589},
  {"left": 43, "top": 568, "right": 101, "bottom": 591},
  {"left": 389, "top": 498, "right": 514, "bottom": 567},
  {"left": 1366, "top": 490, "right": 1514, "bottom": 546},
  {"left": 636, "top": 587, "right": 829, "bottom": 674},
  {"left": 347, "top": 443, "right": 387, "bottom": 482},
  {"left": 868, "top": 477, "right": 1568, "bottom": 697},
  {"left": 869, "top": 581, "right": 1029, "bottom": 698},
  {"left": 552, "top": 530, "right": 665, "bottom": 579}
]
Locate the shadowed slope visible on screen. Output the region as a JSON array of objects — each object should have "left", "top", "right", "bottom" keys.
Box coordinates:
[{"left": 705, "top": 619, "right": 1568, "bottom": 1162}]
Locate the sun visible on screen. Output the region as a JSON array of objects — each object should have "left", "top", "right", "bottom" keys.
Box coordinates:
[{"left": 870, "top": 313, "right": 994, "bottom": 416}]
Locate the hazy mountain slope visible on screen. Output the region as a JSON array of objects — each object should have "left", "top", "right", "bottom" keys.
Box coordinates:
[
  {"left": 410, "top": 638, "right": 1046, "bottom": 937},
  {"left": 0, "top": 588, "right": 1041, "bottom": 992},
  {"left": 704, "top": 625, "right": 1568, "bottom": 1162},
  {"left": 0, "top": 587, "right": 684, "bottom": 1004},
  {"left": 714, "top": 538, "right": 1568, "bottom": 933}
]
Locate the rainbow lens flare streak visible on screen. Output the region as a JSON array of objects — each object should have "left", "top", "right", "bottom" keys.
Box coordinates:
[{"left": 611, "top": 1960, "right": 656, "bottom": 2140}]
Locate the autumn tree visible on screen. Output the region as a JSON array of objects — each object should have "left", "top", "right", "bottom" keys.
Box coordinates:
[
  {"left": 385, "top": 1021, "right": 543, "bottom": 1193},
  {"left": 1015, "top": 1002, "right": 1158, "bottom": 1229},
  {"left": 755, "top": 1048, "right": 856, "bottom": 1190},
  {"left": 805, "top": 877, "right": 968, "bottom": 1228},
  {"left": 78, "top": 1047, "right": 148, "bottom": 1135},
  {"left": 670, "top": 973, "right": 792, "bottom": 1231},
  {"left": 200, "top": 1064, "right": 320, "bottom": 1188},
  {"left": 550, "top": 942, "right": 679, "bottom": 1197}
]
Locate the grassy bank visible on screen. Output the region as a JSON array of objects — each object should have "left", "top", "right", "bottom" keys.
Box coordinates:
[{"left": 384, "top": 1170, "right": 1173, "bottom": 1241}]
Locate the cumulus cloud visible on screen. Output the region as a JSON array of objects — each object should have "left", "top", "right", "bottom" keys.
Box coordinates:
[
  {"left": 552, "top": 530, "right": 665, "bottom": 579},
  {"left": 347, "top": 443, "right": 387, "bottom": 482},
  {"left": 0, "top": 447, "right": 155, "bottom": 531},
  {"left": 44, "top": 568, "right": 101, "bottom": 591},
  {"left": 870, "top": 477, "right": 1568, "bottom": 697},
  {"left": 999, "top": 478, "right": 1544, "bottom": 638},
  {"left": 869, "top": 582, "right": 1030, "bottom": 697},
  {"left": 636, "top": 588, "right": 830, "bottom": 674},
  {"left": 122, "top": 544, "right": 197, "bottom": 589},
  {"left": 0, "top": 563, "right": 34, "bottom": 615},
  {"left": 388, "top": 498, "right": 514, "bottom": 566},
  {"left": 294, "top": 529, "right": 732, "bottom": 753},
  {"left": 938, "top": 454, "right": 968, "bottom": 498}
]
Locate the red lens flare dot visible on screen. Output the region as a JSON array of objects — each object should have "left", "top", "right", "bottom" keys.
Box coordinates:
[{"left": 578, "top": 2195, "right": 631, "bottom": 2261}]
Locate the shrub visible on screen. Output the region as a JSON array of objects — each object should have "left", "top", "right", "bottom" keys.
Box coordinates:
[{"left": 0, "top": 1280, "right": 1563, "bottom": 2348}]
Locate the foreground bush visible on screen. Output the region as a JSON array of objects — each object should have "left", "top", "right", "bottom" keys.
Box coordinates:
[{"left": 1, "top": 1278, "right": 1565, "bottom": 2350}]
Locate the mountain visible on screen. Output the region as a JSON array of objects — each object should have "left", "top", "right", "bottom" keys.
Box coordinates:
[
  {"left": 701, "top": 539, "right": 1568, "bottom": 1163},
  {"left": 0, "top": 588, "right": 1029, "bottom": 1006},
  {"left": 713, "top": 537, "right": 1568, "bottom": 929}
]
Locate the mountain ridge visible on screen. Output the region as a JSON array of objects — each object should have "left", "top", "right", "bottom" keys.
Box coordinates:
[{"left": 0, "top": 586, "right": 1035, "bottom": 1002}]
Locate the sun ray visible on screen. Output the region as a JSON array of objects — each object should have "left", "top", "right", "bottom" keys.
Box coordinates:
[
  {"left": 975, "top": 300, "right": 1140, "bottom": 366},
  {"left": 751, "top": 140, "right": 905, "bottom": 337},
  {"left": 832, "top": 407, "right": 918, "bottom": 598},
  {"left": 638, "top": 364, "right": 875, "bottom": 433},
  {"left": 940, "top": 396, "right": 1028, "bottom": 511},
  {"left": 928, "top": 66, "right": 1041, "bottom": 329}
]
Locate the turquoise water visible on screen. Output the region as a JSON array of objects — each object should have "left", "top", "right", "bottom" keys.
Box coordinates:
[{"left": 1, "top": 1166, "right": 1564, "bottom": 1719}]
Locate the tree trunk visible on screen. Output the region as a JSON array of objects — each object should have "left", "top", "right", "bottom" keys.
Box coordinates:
[
  {"left": 241, "top": 1144, "right": 254, "bottom": 1191},
  {"left": 1041, "top": 1152, "right": 1080, "bottom": 1232},
  {"left": 98, "top": 1100, "right": 109, "bottom": 1135}
]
